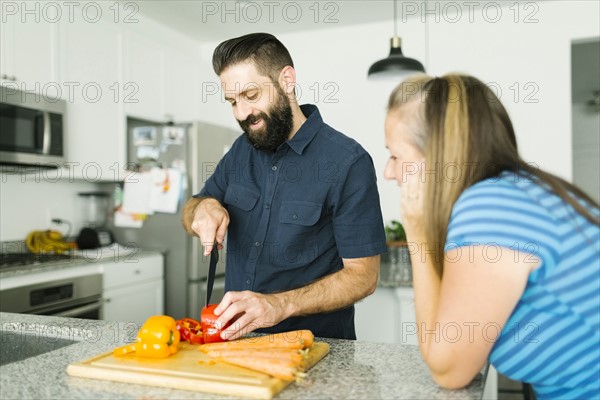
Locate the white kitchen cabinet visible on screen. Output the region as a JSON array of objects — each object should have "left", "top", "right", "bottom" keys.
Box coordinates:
[
  {"left": 355, "top": 286, "right": 417, "bottom": 345},
  {"left": 102, "top": 252, "right": 164, "bottom": 325},
  {"left": 123, "top": 33, "right": 199, "bottom": 123},
  {"left": 0, "top": 15, "right": 59, "bottom": 94},
  {"left": 60, "top": 19, "right": 125, "bottom": 181},
  {"left": 164, "top": 48, "right": 199, "bottom": 122},
  {"left": 123, "top": 31, "right": 165, "bottom": 122}
]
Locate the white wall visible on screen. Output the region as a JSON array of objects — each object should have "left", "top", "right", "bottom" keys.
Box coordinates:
[
  {"left": 0, "top": 172, "right": 101, "bottom": 241},
  {"left": 196, "top": 0, "right": 600, "bottom": 223}
]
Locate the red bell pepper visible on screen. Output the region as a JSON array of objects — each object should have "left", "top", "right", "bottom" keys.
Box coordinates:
[{"left": 201, "top": 304, "right": 231, "bottom": 343}]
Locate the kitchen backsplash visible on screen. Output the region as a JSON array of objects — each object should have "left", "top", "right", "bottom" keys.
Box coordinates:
[{"left": 0, "top": 171, "right": 103, "bottom": 242}]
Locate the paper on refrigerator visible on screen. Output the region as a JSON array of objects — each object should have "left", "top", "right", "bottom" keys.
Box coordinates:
[
  {"left": 121, "top": 171, "right": 155, "bottom": 215},
  {"left": 148, "top": 167, "right": 182, "bottom": 214},
  {"left": 121, "top": 167, "right": 182, "bottom": 217}
]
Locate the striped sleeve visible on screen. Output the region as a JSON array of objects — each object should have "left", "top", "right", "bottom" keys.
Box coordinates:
[{"left": 444, "top": 178, "right": 559, "bottom": 274}]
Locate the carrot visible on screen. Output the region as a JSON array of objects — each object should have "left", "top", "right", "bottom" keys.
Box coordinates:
[
  {"left": 216, "top": 355, "right": 299, "bottom": 381},
  {"left": 199, "top": 330, "right": 314, "bottom": 352},
  {"left": 205, "top": 348, "right": 304, "bottom": 364}
]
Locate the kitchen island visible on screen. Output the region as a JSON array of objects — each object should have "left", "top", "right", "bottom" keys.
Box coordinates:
[{"left": 0, "top": 312, "right": 486, "bottom": 399}]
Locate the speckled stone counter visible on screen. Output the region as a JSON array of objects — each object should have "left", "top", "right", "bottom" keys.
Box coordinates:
[
  {"left": 0, "top": 312, "right": 486, "bottom": 399},
  {"left": 378, "top": 260, "right": 413, "bottom": 288}
]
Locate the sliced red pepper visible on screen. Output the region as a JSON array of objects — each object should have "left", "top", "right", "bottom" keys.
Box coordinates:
[
  {"left": 201, "top": 304, "right": 230, "bottom": 343},
  {"left": 176, "top": 317, "right": 204, "bottom": 345}
]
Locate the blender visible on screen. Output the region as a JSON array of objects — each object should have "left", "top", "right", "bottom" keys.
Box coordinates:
[{"left": 75, "top": 192, "right": 114, "bottom": 249}]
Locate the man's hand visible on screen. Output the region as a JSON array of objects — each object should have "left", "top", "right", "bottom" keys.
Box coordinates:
[
  {"left": 213, "top": 291, "right": 291, "bottom": 340},
  {"left": 182, "top": 197, "right": 230, "bottom": 256},
  {"left": 212, "top": 255, "right": 380, "bottom": 340}
]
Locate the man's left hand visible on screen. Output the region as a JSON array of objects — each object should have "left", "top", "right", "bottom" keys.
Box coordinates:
[{"left": 213, "top": 290, "right": 290, "bottom": 340}]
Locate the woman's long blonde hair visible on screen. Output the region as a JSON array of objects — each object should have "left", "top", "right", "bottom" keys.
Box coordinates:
[{"left": 388, "top": 73, "right": 600, "bottom": 271}]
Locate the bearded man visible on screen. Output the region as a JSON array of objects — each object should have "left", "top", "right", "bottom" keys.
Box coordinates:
[{"left": 182, "top": 33, "right": 386, "bottom": 340}]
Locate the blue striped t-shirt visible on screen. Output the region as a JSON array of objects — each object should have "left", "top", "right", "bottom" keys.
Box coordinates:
[{"left": 445, "top": 171, "right": 600, "bottom": 399}]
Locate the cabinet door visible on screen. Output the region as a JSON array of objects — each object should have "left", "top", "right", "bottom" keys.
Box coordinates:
[
  {"left": 355, "top": 287, "right": 399, "bottom": 344},
  {"left": 396, "top": 287, "right": 417, "bottom": 345},
  {"left": 103, "top": 253, "right": 163, "bottom": 290},
  {"left": 164, "top": 48, "right": 198, "bottom": 122},
  {"left": 61, "top": 19, "right": 124, "bottom": 181},
  {"left": 1, "top": 15, "right": 59, "bottom": 94},
  {"left": 123, "top": 31, "right": 165, "bottom": 121},
  {"left": 103, "top": 279, "right": 164, "bottom": 324}
]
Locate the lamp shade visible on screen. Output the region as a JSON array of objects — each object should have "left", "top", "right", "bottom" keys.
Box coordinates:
[{"left": 368, "top": 37, "right": 425, "bottom": 79}]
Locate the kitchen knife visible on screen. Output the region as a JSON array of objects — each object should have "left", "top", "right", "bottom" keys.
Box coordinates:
[{"left": 205, "top": 243, "right": 219, "bottom": 307}]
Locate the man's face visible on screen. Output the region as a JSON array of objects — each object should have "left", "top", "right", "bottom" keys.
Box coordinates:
[{"left": 220, "top": 62, "right": 293, "bottom": 153}]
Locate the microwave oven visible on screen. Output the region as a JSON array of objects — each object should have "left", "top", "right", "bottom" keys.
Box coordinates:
[{"left": 0, "top": 86, "right": 66, "bottom": 168}]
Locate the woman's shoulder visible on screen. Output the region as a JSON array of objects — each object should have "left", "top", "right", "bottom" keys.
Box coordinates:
[{"left": 456, "top": 171, "right": 532, "bottom": 208}]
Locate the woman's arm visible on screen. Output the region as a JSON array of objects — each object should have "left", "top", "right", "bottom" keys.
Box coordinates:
[
  {"left": 401, "top": 168, "right": 538, "bottom": 388},
  {"left": 412, "top": 244, "right": 535, "bottom": 388}
]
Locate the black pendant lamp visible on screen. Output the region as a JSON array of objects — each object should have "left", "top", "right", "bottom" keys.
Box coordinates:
[{"left": 368, "top": 0, "right": 426, "bottom": 78}]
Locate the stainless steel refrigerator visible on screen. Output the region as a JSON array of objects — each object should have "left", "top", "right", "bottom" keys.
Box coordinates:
[{"left": 107, "top": 117, "right": 240, "bottom": 320}]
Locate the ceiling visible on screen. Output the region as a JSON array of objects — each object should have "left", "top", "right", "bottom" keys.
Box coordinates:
[{"left": 130, "top": 0, "right": 394, "bottom": 42}]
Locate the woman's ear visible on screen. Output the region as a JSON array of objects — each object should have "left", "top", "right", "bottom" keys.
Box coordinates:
[{"left": 278, "top": 66, "right": 297, "bottom": 96}]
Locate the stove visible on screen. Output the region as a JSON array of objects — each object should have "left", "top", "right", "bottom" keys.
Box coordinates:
[{"left": 0, "top": 253, "right": 82, "bottom": 271}]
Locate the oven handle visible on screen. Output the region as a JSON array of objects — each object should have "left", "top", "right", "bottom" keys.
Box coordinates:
[{"left": 52, "top": 300, "right": 102, "bottom": 318}]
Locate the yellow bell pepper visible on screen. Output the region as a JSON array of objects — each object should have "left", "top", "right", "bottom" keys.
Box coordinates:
[{"left": 114, "top": 315, "right": 181, "bottom": 358}]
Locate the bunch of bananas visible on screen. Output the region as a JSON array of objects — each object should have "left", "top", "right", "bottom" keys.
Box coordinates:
[{"left": 25, "top": 230, "right": 74, "bottom": 254}]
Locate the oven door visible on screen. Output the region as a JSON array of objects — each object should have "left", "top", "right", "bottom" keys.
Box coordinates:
[
  {"left": 0, "top": 271, "right": 103, "bottom": 320},
  {"left": 33, "top": 296, "right": 103, "bottom": 320}
]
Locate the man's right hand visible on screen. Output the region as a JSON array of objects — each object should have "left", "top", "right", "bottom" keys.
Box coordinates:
[{"left": 183, "top": 197, "right": 230, "bottom": 256}]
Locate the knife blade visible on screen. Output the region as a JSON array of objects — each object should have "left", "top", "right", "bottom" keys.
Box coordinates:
[{"left": 205, "top": 243, "right": 219, "bottom": 307}]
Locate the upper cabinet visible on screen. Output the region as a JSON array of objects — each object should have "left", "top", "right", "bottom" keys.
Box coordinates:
[
  {"left": 164, "top": 48, "right": 199, "bottom": 123},
  {"left": 123, "top": 32, "right": 165, "bottom": 122},
  {"left": 0, "top": 16, "right": 59, "bottom": 91},
  {"left": 123, "top": 32, "right": 199, "bottom": 123},
  {"left": 60, "top": 19, "right": 124, "bottom": 181},
  {"left": 0, "top": 15, "right": 62, "bottom": 98}
]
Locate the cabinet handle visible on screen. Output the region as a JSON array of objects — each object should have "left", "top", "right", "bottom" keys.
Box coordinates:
[
  {"left": 105, "top": 298, "right": 111, "bottom": 303},
  {"left": 134, "top": 269, "right": 141, "bottom": 275},
  {"left": 1, "top": 74, "right": 16, "bottom": 81}
]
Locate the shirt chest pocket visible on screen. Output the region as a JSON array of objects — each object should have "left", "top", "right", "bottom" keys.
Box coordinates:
[
  {"left": 224, "top": 184, "right": 260, "bottom": 211},
  {"left": 279, "top": 201, "right": 322, "bottom": 226}
]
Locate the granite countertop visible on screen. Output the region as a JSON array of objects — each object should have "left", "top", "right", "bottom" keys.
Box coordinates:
[
  {"left": 0, "top": 312, "right": 486, "bottom": 399},
  {"left": 378, "top": 260, "right": 413, "bottom": 288}
]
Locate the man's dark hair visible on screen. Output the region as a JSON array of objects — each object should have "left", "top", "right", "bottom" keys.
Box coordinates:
[{"left": 212, "top": 33, "right": 294, "bottom": 81}]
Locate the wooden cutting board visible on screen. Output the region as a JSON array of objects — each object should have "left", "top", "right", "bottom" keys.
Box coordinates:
[{"left": 67, "top": 342, "right": 329, "bottom": 399}]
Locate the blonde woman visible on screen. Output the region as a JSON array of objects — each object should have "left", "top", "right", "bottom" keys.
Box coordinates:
[{"left": 384, "top": 74, "right": 599, "bottom": 399}]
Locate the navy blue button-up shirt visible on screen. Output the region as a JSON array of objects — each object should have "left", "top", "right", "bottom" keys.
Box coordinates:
[{"left": 196, "top": 104, "right": 387, "bottom": 339}]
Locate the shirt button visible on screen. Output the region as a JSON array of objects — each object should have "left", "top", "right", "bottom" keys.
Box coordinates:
[
  {"left": 271, "top": 165, "right": 278, "bottom": 171},
  {"left": 265, "top": 203, "right": 270, "bottom": 209},
  {"left": 292, "top": 214, "right": 298, "bottom": 220},
  {"left": 246, "top": 279, "right": 251, "bottom": 285},
  {"left": 254, "top": 241, "right": 261, "bottom": 247}
]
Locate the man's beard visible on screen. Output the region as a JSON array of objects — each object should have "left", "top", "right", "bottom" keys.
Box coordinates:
[{"left": 238, "top": 88, "right": 294, "bottom": 153}]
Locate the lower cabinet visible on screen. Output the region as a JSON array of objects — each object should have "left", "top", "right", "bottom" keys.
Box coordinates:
[
  {"left": 355, "top": 286, "right": 417, "bottom": 345},
  {"left": 101, "top": 252, "right": 164, "bottom": 325},
  {"left": 356, "top": 286, "right": 499, "bottom": 398}
]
